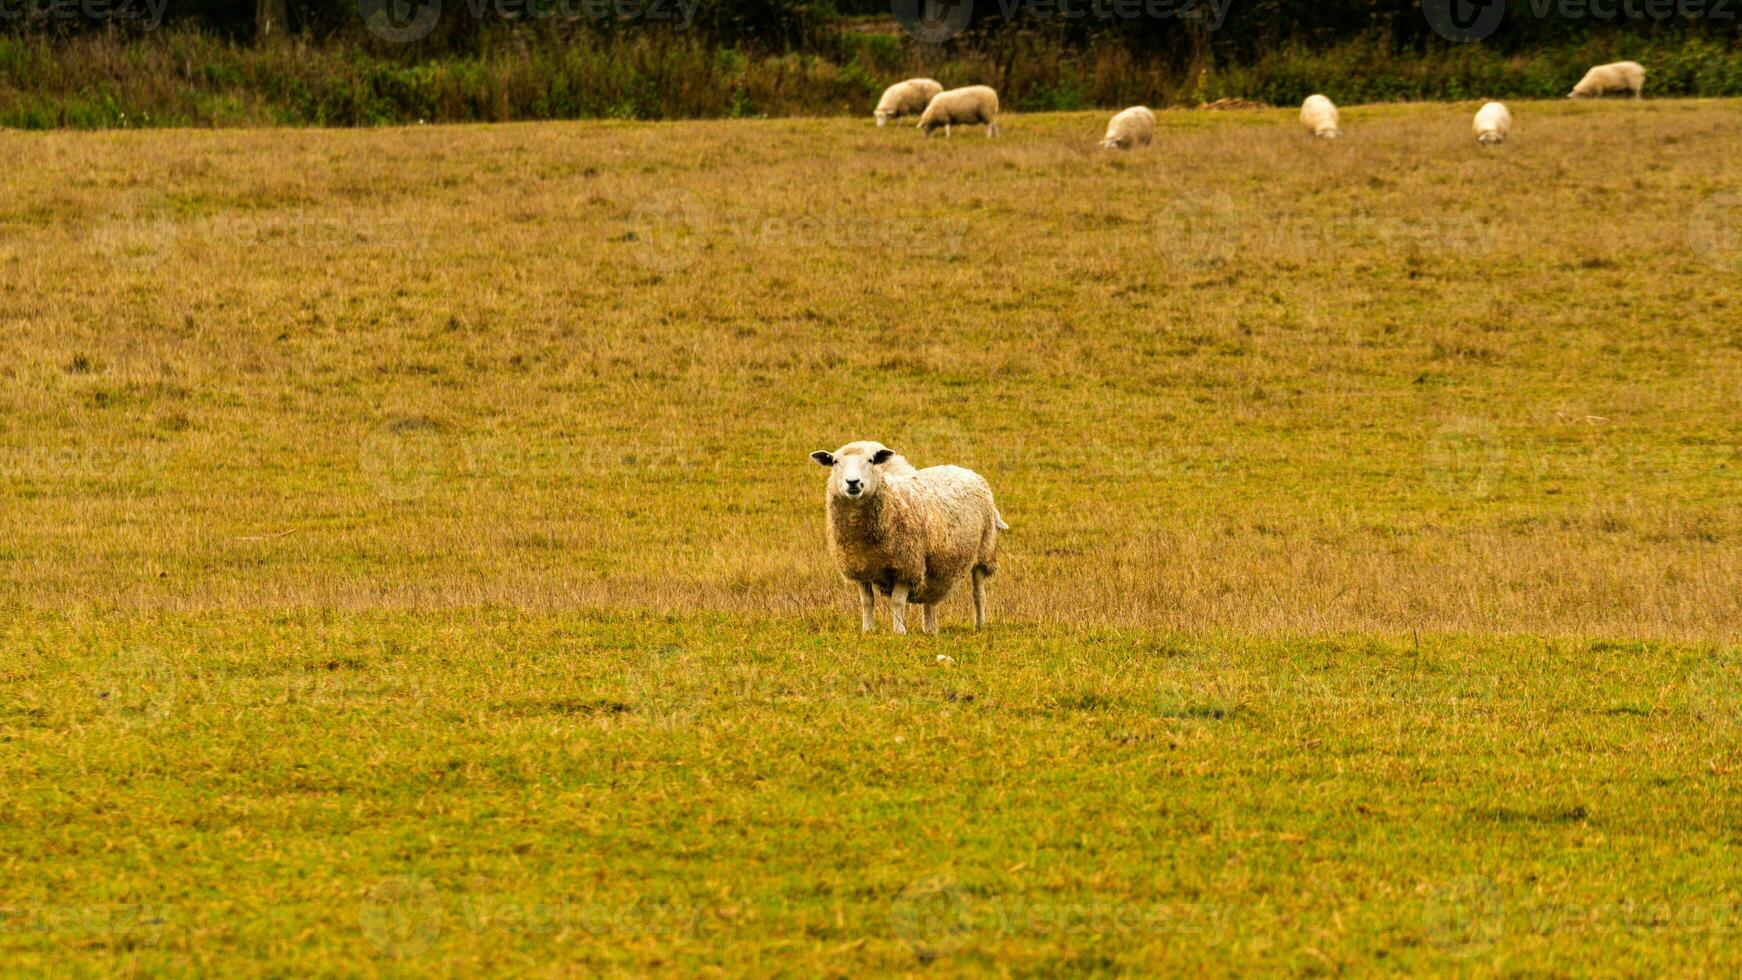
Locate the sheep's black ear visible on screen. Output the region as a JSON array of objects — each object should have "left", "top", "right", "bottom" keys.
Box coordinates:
[
  {"left": 871, "top": 449, "right": 895, "bottom": 464},
  {"left": 810, "top": 451, "right": 835, "bottom": 467}
]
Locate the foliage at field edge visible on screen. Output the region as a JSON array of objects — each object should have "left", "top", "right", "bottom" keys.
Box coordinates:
[{"left": 2, "top": 28, "right": 1741, "bottom": 129}]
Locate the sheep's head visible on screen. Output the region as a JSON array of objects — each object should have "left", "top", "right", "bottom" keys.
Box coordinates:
[
  {"left": 875, "top": 110, "right": 891, "bottom": 127},
  {"left": 810, "top": 441, "right": 899, "bottom": 502}
]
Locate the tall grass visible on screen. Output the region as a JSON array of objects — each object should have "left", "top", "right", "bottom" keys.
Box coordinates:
[{"left": 2, "top": 28, "right": 1740, "bottom": 128}]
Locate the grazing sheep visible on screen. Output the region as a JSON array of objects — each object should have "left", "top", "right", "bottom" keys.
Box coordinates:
[
  {"left": 1300, "top": 94, "right": 1342, "bottom": 138},
  {"left": 918, "top": 85, "right": 1000, "bottom": 139},
  {"left": 809, "top": 441, "right": 1008, "bottom": 635},
  {"left": 1569, "top": 61, "right": 1647, "bottom": 99},
  {"left": 1100, "top": 106, "right": 1156, "bottom": 150},
  {"left": 874, "top": 78, "right": 943, "bottom": 127},
  {"left": 1473, "top": 101, "right": 1512, "bottom": 145}
]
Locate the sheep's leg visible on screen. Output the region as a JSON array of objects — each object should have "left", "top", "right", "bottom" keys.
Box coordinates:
[
  {"left": 972, "top": 569, "right": 988, "bottom": 628},
  {"left": 943, "top": 123, "right": 951, "bottom": 139},
  {"left": 923, "top": 604, "right": 938, "bottom": 635},
  {"left": 890, "top": 583, "right": 909, "bottom": 635},
  {"left": 986, "top": 120, "right": 998, "bottom": 138},
  {"left": 858, "top": 581, "right": 876, "bottom": 633}
]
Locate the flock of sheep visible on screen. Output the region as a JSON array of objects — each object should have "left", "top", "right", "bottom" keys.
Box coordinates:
[
  {"left": 873, "top": 60, "right": 1649, "bottom": 149},
  {"left": 829, "top": 60, "right": 1649, "bottom": 636}
]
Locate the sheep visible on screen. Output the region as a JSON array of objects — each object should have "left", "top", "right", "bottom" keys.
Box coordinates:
[
  {"left": 1300, "top": 94, "right": 1342, "bottom": 138},
  {"left": 809, "top": 441, "right": 1008, "bottom": 635},
  {"left": 874, "top": 78, "right": 944, "bottom": 127},
  {"left": 1100, "top": 106, "right": 1156, "bottom": 150},
  {"left": 1569, "top": 61, "right": 1646, "bottom": 99},
  {"left": 917, "top": 85, "right": 1000, "bottom": 139},
  {"left": 1473, "top": 101, "right": 1512, "bottom": 145}
]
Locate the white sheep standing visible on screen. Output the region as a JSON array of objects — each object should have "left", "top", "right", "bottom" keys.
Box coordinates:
[
  {"left": 1568, "top": 61, "right": 1647, "bottom": 99},
  {"left": 1300, "top": 94, "right": 1342, "bottom": 138},
  {"left": 809, "top": 441, "right": 1008, "bottom": 635},
  {"left": 1473, "top": 101, "right": 1512, "bottom": 145},
  {"left": 1100, "top": 106, "right": 1156, "bottom": 150},
  {"left": 874, "top": 78, "right": 943, "bottom": 127},
  {"left": 917, "top": 85, "right": 1000, "bottom": 139}
]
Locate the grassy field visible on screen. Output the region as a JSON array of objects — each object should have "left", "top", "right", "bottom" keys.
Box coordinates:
[{"left": 3, "top": 99, "right": 1741, "bottom": 974}]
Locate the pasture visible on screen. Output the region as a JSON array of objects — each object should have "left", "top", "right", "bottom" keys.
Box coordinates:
[{"left": 2, "top": 99, "right": 1740, "bottom": 974}]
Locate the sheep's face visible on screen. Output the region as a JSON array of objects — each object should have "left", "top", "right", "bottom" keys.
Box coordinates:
[
  {"left": 875, "top": 110, "right": 891, "bottom": 127},
  {"left": 810, "top": 442, "right": 897, "bottom": 502}
]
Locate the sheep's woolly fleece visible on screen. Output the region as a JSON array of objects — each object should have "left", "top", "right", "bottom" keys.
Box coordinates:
[
  {"left": 1570, "top": 61, "right": 1646, "bottom": 98},
  {"left": 1473, "top": 101, "right": 1512, "bottom": 144},
  {"left": 1101, "top": 106, "right": 1156, "bottom": 150},
  {"left": 1300, "top": 94, "right": 1342, "bottom": 138},
  {"left": 918, "top": 86, "right": 1000, "bottom": 136},
  {"left": 818, "top": 441, "right": 1004, "bottom": 606},
  {"left": 875, "top": 78, "right": 942, "bottom": 125}
]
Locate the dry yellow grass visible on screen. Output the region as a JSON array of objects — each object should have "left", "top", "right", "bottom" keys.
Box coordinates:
[{"left": 2, "top": 100, "right": 1738, "bottom": 638}]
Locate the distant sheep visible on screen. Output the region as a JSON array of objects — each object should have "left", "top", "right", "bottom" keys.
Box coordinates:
[
  {"left": 1300, "top": 94, "right": 1342, "bottom": 138},
  {"left": 1100, "top": 106, "right": 1156, "bottom": 150},
  {"left": 1569, "top": 61, "right": 1646, "bottom": 99},
  {"left": 874, "top": 78, "right": 943, "bottom": 127},
  {"left": 809, "top": 441, "right": 1008, "bottom": 634},
  {"left": 918, "top": 85, "right": 1000, "bottom": 139},
  {"left": 1473, "top": 101, "right": 1512, "bottom": 145}
]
